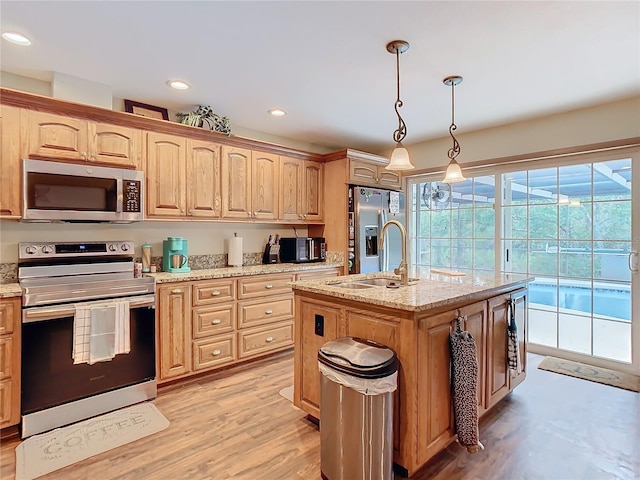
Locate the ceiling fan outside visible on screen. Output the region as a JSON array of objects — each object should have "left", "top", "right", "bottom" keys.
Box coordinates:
[{"left": 421, "top": 182, "right": 452, "bottom": 209}]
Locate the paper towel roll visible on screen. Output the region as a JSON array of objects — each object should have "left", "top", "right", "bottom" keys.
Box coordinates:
[{"left": 228, "top": 236, "right": 243, "bottom": 267}]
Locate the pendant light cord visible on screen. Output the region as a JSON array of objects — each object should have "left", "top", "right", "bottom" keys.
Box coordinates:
[
  {"left": 393, "top": 48, "right": 407, "bottom": 144},
  {"left": 448, "top": 80, "right": 460, "bottom": 160}
]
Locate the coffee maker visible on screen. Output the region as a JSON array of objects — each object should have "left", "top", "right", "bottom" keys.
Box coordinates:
[{"left": 162, "top": 237, "right": 191, "bottom": 273}]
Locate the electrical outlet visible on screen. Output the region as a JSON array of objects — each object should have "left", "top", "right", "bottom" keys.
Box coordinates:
[{"left": 314, "top": 314, "right": 324, "bottom": 336}]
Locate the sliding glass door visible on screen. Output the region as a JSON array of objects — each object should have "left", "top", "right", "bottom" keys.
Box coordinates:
[
  {"left": 502, "top": 157, "right": 636, "bottom": 369},
  {"left": 407, "top": 149, "right": 639, "bottom": 373}
]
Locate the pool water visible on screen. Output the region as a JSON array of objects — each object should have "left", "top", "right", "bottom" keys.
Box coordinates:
[{"left": 529, "top": 282, "right": 630, "bottom": 321}]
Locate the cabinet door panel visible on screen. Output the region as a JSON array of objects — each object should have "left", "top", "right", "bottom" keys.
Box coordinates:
[
  {"left": 252, "top": 151, "right": 278, "bottom": 220},
  {"left": 303, "top": 160, "right": 323, "bottom": 221},
  {"left": 221, "top": 146, "right": 252, "bottom": 218},
  {"left": 377, "top": 169, "right": 402, "bottom": 189},
  {"left": 158, "top": 284, "right": 191, "bottom": 380},
  {"left": 28, "top": 111, "right": 88, "bottom": 161},
  {"left": 91, "top": 123, "right": 140, "bottom": 167},
  {"left": 279, "top": 156, "right": 302, "bottom": 221},
  {"left": 349, "top": 160, "right": 378, "bottom": 185},
  {"left": 188, "top": 140, "right": 221, "bottom": 217},
  {"left": 460, "top": 301, "right": 488, "bottom": 414},
  {"left": 299, "top": 301, "right": 339, "bottom": 410},
  {"left": 0, "top": 106, "right": 22, "bottom": 217},
  {"left": 486, "top": 294, "right": 510, "bottom": 408},
  {"left": 146, "top": 132, "right": 186, "bottom": 216}
]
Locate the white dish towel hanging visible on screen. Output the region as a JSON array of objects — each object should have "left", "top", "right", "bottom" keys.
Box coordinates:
[{"left": 73, "top": 301, "right": 130, "bottom": 365}]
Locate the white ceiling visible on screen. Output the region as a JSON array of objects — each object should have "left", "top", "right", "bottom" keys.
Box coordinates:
[{"left": 1, "top": 1, "right": 638, "bottom": 153}]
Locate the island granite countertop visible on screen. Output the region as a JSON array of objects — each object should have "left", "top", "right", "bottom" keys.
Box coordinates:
[{"left": 290, "top": 270, "right": 532, "bottom": 312}]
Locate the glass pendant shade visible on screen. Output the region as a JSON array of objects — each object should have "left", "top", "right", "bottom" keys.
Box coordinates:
[
  {"left": 386, "top": 143, "right": 414, "bottom": 170},
  {"left": 442, "top": 158, "right": 466, "bottom": 183}
]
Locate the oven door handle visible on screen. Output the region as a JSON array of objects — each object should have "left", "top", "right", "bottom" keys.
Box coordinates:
[{"left": 22, "top": 294, "right": 156, "bottom": 323}]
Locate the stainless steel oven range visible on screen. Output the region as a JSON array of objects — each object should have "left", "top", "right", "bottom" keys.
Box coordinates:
[{"left": 18, "top": 241, "right": 156, "bottom": 438}]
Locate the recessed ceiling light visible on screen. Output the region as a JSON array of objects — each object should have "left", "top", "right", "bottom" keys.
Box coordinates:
[
  {"left": 2, "top": 32, "right": 32, "bottom": 46},
  {"left": 268, "top": 109, "right": 286, "bottom": 117},
  {"left": 166, "top": 80, "right": 190, "bottom": 90}
]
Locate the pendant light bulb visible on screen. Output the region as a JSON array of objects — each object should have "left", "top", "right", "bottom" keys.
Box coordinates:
[{"left": 385, "top": 40, "right": 414, "bottom": 171}]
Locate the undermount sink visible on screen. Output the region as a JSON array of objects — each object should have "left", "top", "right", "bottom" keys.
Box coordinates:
[
  {"left": 354, "top": 278, "right": 402, "bottom": 287},
  {"left": 330, "top": 282, "right": 376, "bottom": 289}
]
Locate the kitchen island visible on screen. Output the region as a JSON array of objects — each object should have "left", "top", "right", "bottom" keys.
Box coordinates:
[{"left": 291, "top": 271, "right": 530, "bottom": 477}]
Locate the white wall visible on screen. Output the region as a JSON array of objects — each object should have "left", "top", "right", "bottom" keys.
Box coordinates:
[
  {"left": 0, "top": 220, "right": 307, "bottom": 263},
  {"left": 405, "top": 95, "right": 640, "bottom": 171}
]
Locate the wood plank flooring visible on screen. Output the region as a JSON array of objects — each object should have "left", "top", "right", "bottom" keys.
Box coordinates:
[{"left": 1, "top": 352, "right": 638, "bottom": 479}]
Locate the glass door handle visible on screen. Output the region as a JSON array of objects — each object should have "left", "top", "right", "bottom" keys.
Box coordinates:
[{"left": 629, "top": 251, "right": 638, "bottom": 272}]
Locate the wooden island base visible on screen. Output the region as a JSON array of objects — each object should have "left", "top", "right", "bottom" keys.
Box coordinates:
[{"left": 292, "top": 274, "right": 528, "bottom": 476}]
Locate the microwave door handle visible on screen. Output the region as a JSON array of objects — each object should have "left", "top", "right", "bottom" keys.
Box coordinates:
[
  {"left": 116, "top": 178, "right": 123, "bottom": 213},
  {"left": 310, "top": 239, "right": 315, "bottom": 260}
]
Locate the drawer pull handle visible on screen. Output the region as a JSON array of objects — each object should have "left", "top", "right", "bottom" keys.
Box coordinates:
[
  {"left": 171, "top": 289, "right": 181, "bottom": 294},
  {"left": 212, "top": 319, "right": 222, "bottom": 325},
  {"left": 212, "top": 349, "right": 222, "bottom": 356},
  {"left": 265, "top": 336, "right": 274, "bottom": 343},
  {"left": 265, "top": 284, "right": 273, "bottom": 289},
  {"left": 265, "top": 309, "right": 273, "bottom": 315},
  {"left": 211, "top": 290, "right": 221, "bottom": 296}
]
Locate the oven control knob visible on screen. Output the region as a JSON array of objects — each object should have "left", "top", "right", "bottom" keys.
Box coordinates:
[
  {"left": 25, "top": 245, "right": 37, "bottom": 255},
  {"left": 121, "top": 243, "right": 130, "bottom": 252},
  {"left": 42, "top": 245, "right": 54, "bottom": 254},
  {"left": 108, "top": 244, "right": 118, "bottom": 252}
]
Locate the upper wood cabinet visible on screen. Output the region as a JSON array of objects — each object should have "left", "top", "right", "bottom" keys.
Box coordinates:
[
  {"left": 349, "top": 158, "right": 402, "bottom": 190},
  {"left": 221, "top": 147, "right": 278, "bottom": 220},
  {"left": 279, "top": 157, "right": 324, "bottom": 222},
  {"left": 187, "top": 140, "right": 222, "bottom": 218},
  {"left": 26, "top": 111, "right": 141, "bottom": 168},
  {"left": 0, "top": 106, "right": 22, "bottom": 217},
  {"left": 146, "top": 132, "right": 187, "bottom": 217}
]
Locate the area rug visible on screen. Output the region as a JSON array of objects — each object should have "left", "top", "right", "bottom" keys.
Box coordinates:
[
  {"left": 15, "top": 402, "right": 169, "bottom": 480},
  {"left": 538, "top": 356, "right": 640, "bottom": 392},
  {"left": 278, "top": 385, "right": 294, "bottom": 402}
]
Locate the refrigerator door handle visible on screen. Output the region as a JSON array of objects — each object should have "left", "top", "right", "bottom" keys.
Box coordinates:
[{"left": 379, "top": 209, "right": 385, "bottom": 271}]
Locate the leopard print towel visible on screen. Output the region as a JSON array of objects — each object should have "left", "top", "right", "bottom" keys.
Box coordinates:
[{"left": 449, "top": 317, "right": 484, "bottom": 453}]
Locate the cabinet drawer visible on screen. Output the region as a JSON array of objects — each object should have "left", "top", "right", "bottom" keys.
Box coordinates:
[
  {"left": 0, "top": 301, "right": 16, "bottom": 335},
  {"left": 193, "top": 334, "right": 236, "bottom": 371},
  {"left": 296, "top": 268, "right": 342, "bottom": 281},
  {"left": 192, "top": 279, "right": 236, "bottom": 306},
  {"left": 0, "top": 337, "right": 11, "bottom": 379},
  {"left": 238, "top": 296, "right": 293, "bottom": 329},
  {"left": 192, "top": 303, "right": 236, "bottom": 338},
  {"left": 238, "top": 321, "right": 293, "bottom": 359},
  {"left": 237, "top": 273, "right": 294, "bottom": 299}
]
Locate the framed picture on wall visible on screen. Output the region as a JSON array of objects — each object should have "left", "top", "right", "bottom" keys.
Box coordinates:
[{"left": 124, "top": 100, "right": 169, "bottom": 120}]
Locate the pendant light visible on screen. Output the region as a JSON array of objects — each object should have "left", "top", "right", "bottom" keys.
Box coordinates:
[
  {"left": 442, "top": 75, "right": 466, "bottom": 183},
  {"left": 385, "top": 40, "right": 414, "bottom": 171}
]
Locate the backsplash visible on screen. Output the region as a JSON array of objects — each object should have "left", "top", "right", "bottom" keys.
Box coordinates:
[{"left": 0, "top": 251, "right": 344, "bottom": 284}]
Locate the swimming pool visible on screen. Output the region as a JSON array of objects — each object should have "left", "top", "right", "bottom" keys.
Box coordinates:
[{"left": 529, "top": 281, "right": 630, "bottom": 321}]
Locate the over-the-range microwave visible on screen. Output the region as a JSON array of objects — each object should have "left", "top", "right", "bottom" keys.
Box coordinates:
[{"left": 22, "top": 159, "right": 144, "bottom": 223}]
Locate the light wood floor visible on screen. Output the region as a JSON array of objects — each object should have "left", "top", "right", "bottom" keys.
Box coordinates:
[{"left": 1, "top": 352, "right": 638, "bottom": 480}]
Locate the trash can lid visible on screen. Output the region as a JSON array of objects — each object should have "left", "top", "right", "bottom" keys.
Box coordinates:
[{"left": 318, "top": 337, "right": 398, "bottom": 379}]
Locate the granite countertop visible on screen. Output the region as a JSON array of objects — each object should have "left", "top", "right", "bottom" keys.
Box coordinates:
[
  {"left": 147, "top": 262, "right": 343, "bottom": 284},
  {"left": 290, "top": 270, "right": 532, "bottom": 312},
  {"left": 0, "top": 283, "right": 22, "bottom": 298}
]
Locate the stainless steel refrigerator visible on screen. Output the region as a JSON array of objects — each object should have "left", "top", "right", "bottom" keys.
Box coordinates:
[{"left": 348, "top": 186, "right": 406, "bottom": 274}]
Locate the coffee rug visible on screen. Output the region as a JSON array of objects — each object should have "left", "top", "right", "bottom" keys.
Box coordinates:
[
  {"left": 15, "top": 402, "right": 169, "bottom": 480},
  {"left": 538, "top": 356, "right": 640, "bottom": 392},
  {"left": 278, "top": 385, "right": 294, "bottom": 403}
]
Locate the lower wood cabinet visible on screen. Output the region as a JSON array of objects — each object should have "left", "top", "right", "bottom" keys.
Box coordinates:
[
  {"left": 294, "top": 286, "right": 528, "bottom": 475},
  {"left": 156, "top": 269, "right": 350, "bottom": 384},
  {"left": 0, "top": 297, "right": 21, "bottom": 428}
]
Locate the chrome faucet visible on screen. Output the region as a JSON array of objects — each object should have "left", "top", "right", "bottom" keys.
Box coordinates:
[{"left": 379, "top": 220, "right": 408, "bottom": 286}]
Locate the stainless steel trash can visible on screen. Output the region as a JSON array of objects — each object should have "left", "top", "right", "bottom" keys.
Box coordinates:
[{"left": 318, "top": 337, "right": 398, "bottom": 480}]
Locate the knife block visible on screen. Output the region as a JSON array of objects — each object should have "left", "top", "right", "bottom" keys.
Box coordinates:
[{"left": 262, "top": 243, "right": 279, "bottom": 264}]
